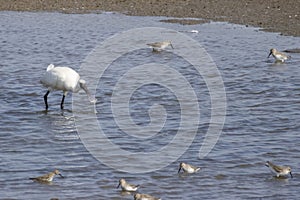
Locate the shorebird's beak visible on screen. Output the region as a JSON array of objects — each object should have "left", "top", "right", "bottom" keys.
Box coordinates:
[
  {"left": 59, "top": 174, "right": 64, "bottom": 178},
  {"left": 117, "top": 183, "right": 121, "bottom": 188},
  {"left": 178, "top": 167, "right": 182, "bottom": 173},
  {"left": 267, "top": 51, "right": 272, "bottom": 58},
  {"left": 265, "top": 161, "right": 270, "bottom": 167},
  {"left": 290, "top": 172, "right": 293, "bottom": 178}
]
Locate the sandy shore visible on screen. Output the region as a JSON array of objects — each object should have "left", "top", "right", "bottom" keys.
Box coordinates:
[{"left": 0, "top": 0, "right": 299, "bottom": 37}]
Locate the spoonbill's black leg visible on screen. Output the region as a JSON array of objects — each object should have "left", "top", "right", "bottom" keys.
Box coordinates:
[
  {"left": 60, "top": 94, "right": 65, "bottom": 109},
  {"left": 44, "top": 90, "right": 50, "bottom": 110}
]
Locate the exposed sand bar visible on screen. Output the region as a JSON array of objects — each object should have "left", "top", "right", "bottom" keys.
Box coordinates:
[{"left": 0, "top": 0, "right": 299, "bottom": 37}]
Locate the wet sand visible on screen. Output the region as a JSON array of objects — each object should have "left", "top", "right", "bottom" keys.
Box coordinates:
[{"left": 0, "top": 0, "right": 299, "bottom": 37}]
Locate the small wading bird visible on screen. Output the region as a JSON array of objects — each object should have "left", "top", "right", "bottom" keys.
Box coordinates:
[
  {"left": 265, "top": 161, "right": 293, "bottom": 178},
  {"left": 117, "top": 178, "right": 140, "bottom": 192},
  {"left": 29, "top": 169, "right": 64, "bottom": 183},
  {"left": 147, "top": 41, "right": 174, "bottom": 51},
  {"left": 268, "top": 48, "right": 291, "bottom": 62},
  {"left": 40, "top": 64, "right": 96, "bottom": 110},
  {"left": 134, "top": 193, "right": 161, "bottom": 200},
  {"left": 178, "top": 162, "right": 200, "bottom": 174}
]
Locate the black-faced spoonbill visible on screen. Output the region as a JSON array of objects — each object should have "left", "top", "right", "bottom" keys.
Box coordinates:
[{"left": 40, "top": 64, "right": 96, "bottom": 110}]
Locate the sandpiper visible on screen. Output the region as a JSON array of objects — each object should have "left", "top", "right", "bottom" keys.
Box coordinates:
[
  {"left": 265, "top": 161, "right": 293, "bottom": 178},
  {"left": 117, "top": 178, "right": 140, "bottom": 192},
  {"left": 134, "top": 193, "right": 161, "bottom": 200},
  {"left": 29, "top": 169, "right": 64, "bottom": 182},
  {"left": 268, "top": 48, "right": 290, "bottom": 62},
  {"left": 147, "top": 41, "right": 174, "bottom": 51},
  {"left": 178, "top": 162, "right": 200, "bottom": 174}
]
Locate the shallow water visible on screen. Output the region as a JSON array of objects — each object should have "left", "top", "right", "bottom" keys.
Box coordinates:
[{"left": 1, "top": 12, "right": 300, "bottom": 199}]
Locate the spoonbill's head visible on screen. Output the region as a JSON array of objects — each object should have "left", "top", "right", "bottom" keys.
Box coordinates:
[{"left": 79, "top": 80, "right": 97, "bottom": 103}]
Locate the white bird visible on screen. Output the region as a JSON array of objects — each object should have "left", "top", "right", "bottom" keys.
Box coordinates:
[{"left": 40, "top": 64, "right": 96, "bottom": 110}]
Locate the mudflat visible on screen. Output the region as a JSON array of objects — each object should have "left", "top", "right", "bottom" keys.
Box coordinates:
[{"left": 0, "top": 0, "right": 299, "bottom": 37}]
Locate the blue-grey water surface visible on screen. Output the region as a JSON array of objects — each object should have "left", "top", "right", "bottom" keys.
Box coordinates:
[{"left": 1, "top": 12, "right": 300, "bottom": 199}]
